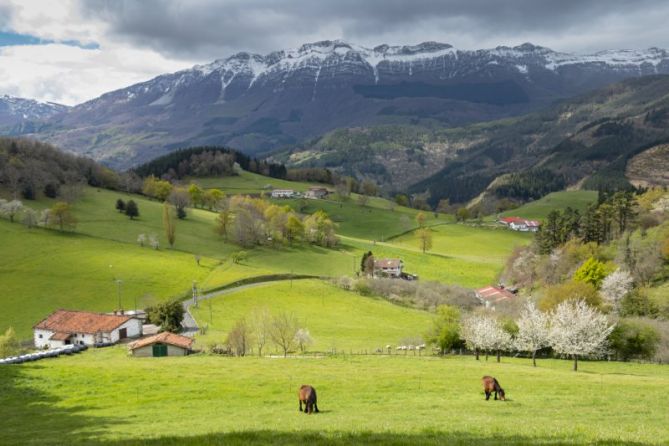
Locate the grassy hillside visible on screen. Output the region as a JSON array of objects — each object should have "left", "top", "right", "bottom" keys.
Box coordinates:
[
  {"left": 0, "top": 220, "right": 213, "bottom": 339},
  {"left": 193, "top": 169, "right": 316, "bottom": 194},
  {"left": 191, "top": 280, "right": 433, "bottom": 351},
  {"left": 499, "top": 191, "right": 598, "bottom": 220},
  {"left": 2, "top": 348, "right": 667, "bottom": 445}
]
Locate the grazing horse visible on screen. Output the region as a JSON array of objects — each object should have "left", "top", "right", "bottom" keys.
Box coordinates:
[
  {"left": 482, "top": 376, "right": 505, "bottom": 401},
  {"left": 298, "top": 385, "right": 320, "bottom": 414}
]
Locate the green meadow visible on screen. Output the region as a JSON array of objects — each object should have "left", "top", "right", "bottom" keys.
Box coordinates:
[
  {"left": 0, "top": 220, "right": 213, "bottom": 339},
  {"left": 0, "top": 174, "right": 527, "bottom": 339},
  {"left": 191, "top": 280, "right": 433, "bottom": 351},
  {"left": 500, "top": 191, "right": 598, "bottom": 220},
  {"left": 1, "top": 347, "right": 667, "bottom": 446}
]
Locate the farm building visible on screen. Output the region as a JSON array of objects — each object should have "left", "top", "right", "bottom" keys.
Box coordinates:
[
  {"left": 475, "top": 286, "right": 517, "bottom": 308},
  {"left": 271, "top": 189, "right": 295, "bottom": 198},
  {"left": 373, "top": 258, "right": 404, "bottom": 278},
  {"left": 304, "top": 187, "right": 329, "bottom": 199},
  {"left": 498, "top": 216, "right": 541, "bottom": 232},
  {"left": 33, "top": 309, "right": 142, "bottom": 349},
  {"left": 128, "top": 332, "right": 194, "bottom": 357}
]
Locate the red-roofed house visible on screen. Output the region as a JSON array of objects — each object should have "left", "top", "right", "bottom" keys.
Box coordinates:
[
  {"left": 498, "top": 216, "right": 541, "bottom": 232},
  {"left": 33, "top": 309, "right": 142, "bottom": 349},
  {"left": 475, "top": 286, "right": 517, "bottom": 307},
  {"left": 373, "top": 258, "right": 404, "bottom": 277},
  {"left": 128, "top": 332, "right": 194, "bottom": 357}
]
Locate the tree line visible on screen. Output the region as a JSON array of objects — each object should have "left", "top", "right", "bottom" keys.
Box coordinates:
[
  {"left": 132, "top": 146, "right": 288, "bottom": 180},
  {"left": 0, "top": 137, "right": 120, "bottom": 201},
  {"left": 215, "top": 195, "right": 338, "bottom": 248},
  {"left": 535, "top": 191, "right": 638, "bottom": 254}
]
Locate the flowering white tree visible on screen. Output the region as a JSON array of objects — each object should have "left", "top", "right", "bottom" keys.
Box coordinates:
[
  {"left": 148, "top": 234, "right": 160, "bottom": 250},
  {"left": 21, "top": 208, "right": 38, "bottom": 229},
  {"left": 515, "top": 302, "right": 550, "bottom": 366},
  {"left": 462, "top": 315, "right": 510, "bottom": 361},
  {"left": 548, "top": 300, "right": 615, "bottom": 371},
  {"left": 0, "top": 199, "right": 23, "bottom": 223},
  {"left": 461, "top": 315, "right": 487, "bottom": 360},
  {"left": 294, "top": 328, "right": 313, "bottom": 353},
  {"left": 600, "top": 269, "right": 633, "bottom": 311}
]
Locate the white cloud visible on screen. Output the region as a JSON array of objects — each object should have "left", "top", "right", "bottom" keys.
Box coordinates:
[{"left": 0, "top": 43, "right": 195, "bottom": 105}]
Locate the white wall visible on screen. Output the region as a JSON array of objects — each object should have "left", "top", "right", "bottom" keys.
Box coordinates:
[
  {"left": 110, "top": 318, "right": 143, "bottom": 342},
  {"left": 33, "top": 318, "right": 142, "bottom": 349}
]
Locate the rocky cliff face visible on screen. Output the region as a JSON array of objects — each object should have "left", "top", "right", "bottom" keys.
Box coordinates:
[{"left": 14, "top": 40, "right": 669, "bottom": 168}]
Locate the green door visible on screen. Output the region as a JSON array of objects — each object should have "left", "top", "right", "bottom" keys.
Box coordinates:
[{"left": 152, "top": 343, "right": 168, "bottom": 357}]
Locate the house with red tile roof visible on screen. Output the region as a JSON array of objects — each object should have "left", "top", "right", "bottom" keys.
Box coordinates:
[
  {"left": 475, "top": 286, "right": 517, "bottom": 308},
  {"left": 498, "top": 216, "right": 541, "bottom": 232},
  {"left": 373, "top": 258, "right": 404, "bottom": 277},
  {"left": 33, "top": 309, "right": 142, "bottom": 349}
]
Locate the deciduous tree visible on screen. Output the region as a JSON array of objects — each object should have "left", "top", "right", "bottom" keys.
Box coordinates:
[
  {"left": 49, "top": 202, "right": 77, "bottom": 231},
  {"left": 548, "top": 300, "right": 615, "bottom": 371},
  {"left": 270, "top": 312, "right": 299, "bottom": 357},
  {"left": 515, "top": 302, "right": 550, "bottom": 366}
]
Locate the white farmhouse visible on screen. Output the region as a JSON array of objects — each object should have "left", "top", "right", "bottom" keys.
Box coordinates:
[
  {"left": 271, "top": 189, "right": 295, "bottom": 198},
  {"left": 33, "top": 309, "right": 142, "bottom": 349},
  {"left": 373, "top": 258, "right": 404, "bottom": 278}
]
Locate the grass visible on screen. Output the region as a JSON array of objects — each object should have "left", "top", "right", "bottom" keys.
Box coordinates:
[
  {"left": 364, "top": 224, "right": 532, "bottom": 287},
  {"left": 192, "top": 169, "right": 317, "bottom": 194},
  {"left": 0, "top": 220, "right": 213, "bottom": 339},
  {"left": 500, "top": 191, "right": 597, "bottom": 220},
  {"left": 279, "top": 197, "right": 443, "bottom": 241},
  {"left": 1, "top": 348, "right": 667, "bottom": 445},
  {"left": 191, "top": 280, "right": 433, "bottom": 351}
]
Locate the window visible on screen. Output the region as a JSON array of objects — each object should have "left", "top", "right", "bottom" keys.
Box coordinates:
[{"left": 38, "top": 334, "right": 43, "bottom": 338}]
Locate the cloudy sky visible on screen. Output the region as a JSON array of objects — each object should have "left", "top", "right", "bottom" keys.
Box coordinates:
[{"left": 2, "top": 0, "right": 668, "bottom": 105}]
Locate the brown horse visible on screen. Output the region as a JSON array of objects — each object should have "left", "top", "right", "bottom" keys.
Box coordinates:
[
  {"left": 298, "top": 385, "right": 319, "bottom": 414},
  {"left": 482, "top": 376, "right": 505, "bottom": 401}
]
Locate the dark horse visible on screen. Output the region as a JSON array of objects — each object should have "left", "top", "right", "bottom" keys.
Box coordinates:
[
  {"left": 482, "top": 376, "right": 505, "bottom": 401},
  {"left": 298, "top": 385, "right": 320, "bottom": 414}
]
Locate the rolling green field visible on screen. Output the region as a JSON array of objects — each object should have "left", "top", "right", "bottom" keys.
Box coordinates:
[
  {"left": 0, "top": 183, "right": 525, "bottom": 338},
  {"left": 191, "top": 280, "right": 433, "bottom": 351},
  {"left": 0, "top": 220, "right": 214, "bottom": 339},
  {"left": 500, "top": 191, "right": 597, "bottom": 220},
  {"left": 192, "top": 169, "right": 316, "bottom": 194},
  {"left": 2, "top": 348, "right": 667, "bottom": 446}
]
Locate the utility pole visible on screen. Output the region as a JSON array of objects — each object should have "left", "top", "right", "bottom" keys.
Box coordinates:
[
  {"left": 115, "top": 279, "right": 123, "bottom": 312},
  {"left": 192, "top": 281, "right": 198, "bottom": 308}
]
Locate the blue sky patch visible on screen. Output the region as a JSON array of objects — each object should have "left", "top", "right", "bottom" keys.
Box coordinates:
[{"left": 0, "top": 31, "right": 99, "bottom": 49}]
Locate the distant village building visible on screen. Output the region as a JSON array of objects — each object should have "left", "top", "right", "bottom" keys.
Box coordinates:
[
  {"left": 475, "top": 286, "right": 517, "bottom": 308},
  {"left": 498, "top": 216, "right": 541, "bottom": 232},
  {"left": 128, "top": 332, "right": 194, "bottom": 357},
  {"left": 271, "top": 189, "right": 295, "bottom": 198},
  {"left": 304, "top": 187, "right": 329, "bottom": 199},
  {"left": 33, "top": 309, "right": 142, "bottom": 349},
  {"left": 373, "top": 258, "right": 404, "bottom": 278}
]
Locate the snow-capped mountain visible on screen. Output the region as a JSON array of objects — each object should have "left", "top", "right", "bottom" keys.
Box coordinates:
[
  {"left": 0, "top": 95, "right": 69, "bottom": 128},
  {"left": 14, "top": 40, "right": 669, "bottom": 168}
]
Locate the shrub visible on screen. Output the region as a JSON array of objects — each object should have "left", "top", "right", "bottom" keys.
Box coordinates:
[{"left": 609, "top": 319, "right": 660, "bottom": 361}]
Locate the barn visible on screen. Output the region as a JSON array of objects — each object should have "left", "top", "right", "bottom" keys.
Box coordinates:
[
  {"left": 128, "top": 332, "right": 194, "bottom": 357},
  {"left": 33, "top": 309, "right": 142, "bottom": 349}
]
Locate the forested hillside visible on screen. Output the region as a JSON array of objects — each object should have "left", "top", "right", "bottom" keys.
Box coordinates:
[{"left": 277, "top": 75, "right": 669, "bottom": 207}]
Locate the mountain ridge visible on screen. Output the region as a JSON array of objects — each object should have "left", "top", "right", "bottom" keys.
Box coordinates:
[{"left": 7, "top": 39, "right": 669, "bottom": 169}]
